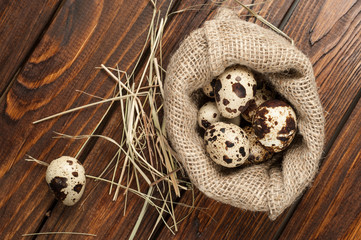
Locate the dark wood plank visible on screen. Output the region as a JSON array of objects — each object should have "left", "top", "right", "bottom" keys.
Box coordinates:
[
  {"left": 35, "top": 0, "right": 227, "bottom": 239},
  {"left": 35, "top": 1, "right": 297, "bottom": 239},
  {"left": 158, "top": 0, "right": 361, "bottom": 239},
  {"left": 158, "top": 188, "right": 291, "bottom": 239},
  {"left": 1, "top": 0, "right": 359, "bottom": 239},
  {"left": 280, "top": 98, "right": 361, "bottom": 240},
  {"left": 0, "top": 0, "right": 62, "bottom": 95},
  {"left": 0, "top": 0, "right": 172, "bottom": 239},
  {"left": 275, "top": 0, "right": 361, "bottom": 238},
  {"left": 343, "top": 213, "right": 361, "bottom": 240},
  {"left": 30, "top": 0, "right": 274, "bottom": 238},
  {"left": 283, "top": 0, "right": 361, "bottom": 140},
  {"left": 37, "top": 102, "right": 159, "bottom": 240}
]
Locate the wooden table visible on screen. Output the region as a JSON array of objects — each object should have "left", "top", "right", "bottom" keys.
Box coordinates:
[{"left": 0, "top": 0, "right": 360, "bottom": 239}]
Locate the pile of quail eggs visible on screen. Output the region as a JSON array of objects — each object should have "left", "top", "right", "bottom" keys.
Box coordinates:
[{"left": 198, "top": 65, "right": 297, "bottom": 168}]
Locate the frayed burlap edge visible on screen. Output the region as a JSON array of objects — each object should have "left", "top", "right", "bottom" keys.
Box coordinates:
[{"left": 164, "top": 8, "right": 324, "bottom": 220}]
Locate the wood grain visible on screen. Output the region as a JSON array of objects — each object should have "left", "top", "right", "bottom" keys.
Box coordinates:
[
  {"left": 34, "top": 0, "right": 225, "bottom": 238},
  {"left": 279, "top": 99, "right": 361, "bottom": 240},
  {"left": 0, "top": 0, "right": 62, "bottom": 95},
  {"left": 284, "top": 0, "right": 361, "bottom": 143},
  {"left": 0, "top": 0, "right": 359, "bottom": 239},
  {"left": 0, "top": 0, "right": 172, "bottom": 239},
  {"left": 309, "top": 0, "right": 357, "bottom": 44},
  {"left": 37, "top": 97, "right": 162, "bottom": 240},
  {"left": 157, "top": 188, "right": 291, "bottom": 239},
  {"left": 274, "top": 0, "right": 361, "bottom": 237},
  {"left": 35, "top": 1, "right": 296, "bottom": 239}
]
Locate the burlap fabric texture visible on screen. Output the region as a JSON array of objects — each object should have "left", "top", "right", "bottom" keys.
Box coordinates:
[{"left": 164, "top": 8, "right": 325, "bottom": 220}]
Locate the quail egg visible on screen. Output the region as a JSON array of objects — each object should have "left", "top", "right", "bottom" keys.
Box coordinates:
[
  {"left": 45, "top": 156, "right": 86, "bottom": 206},
  {"left": 243, "top": 126, "right": 273, "bottom": 164},
  {"left": 214, "top": 65, "right": 257, "bottom": 118},
  {"left": 198, "top": 102, "right": 223, "bottom": 129},
  {"left": 242, "top": 82, "right": 274, "bottom": 122},
  {"left": 252, "top": 100, "right": 297, "bottom": 152},
  {"left": 204, "top": 122, "right": 249, "bottom": 168},
  {"left": 202, "top": 78, "right": 216, "bottom": 98}
]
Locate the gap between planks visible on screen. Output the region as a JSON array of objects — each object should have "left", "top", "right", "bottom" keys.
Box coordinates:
[
  {"left": 17, "top": 0, "right": 312, "bottom": 238},
  {"left": 31, "top": 0, "right": 182, "bottom": 238},
  {"left": 273, "top": 84, "right": 361, "bottom": 240},
  {"left": 0, "top": 0, "right": 66, "bottom": 104}
]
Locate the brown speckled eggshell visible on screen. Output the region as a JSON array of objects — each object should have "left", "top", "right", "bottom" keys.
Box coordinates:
[
  {"left": 242, "top": 83, "right": 274, "bottom": 122},
  {"left": 214, "top": 65, "right": 257, "bottom": 119},
  {"left": 243, "top": 126, "right": 273, "bottom": 165},
  {"left": 45, "top": 156, "right": 86, "bottom": 206},
  {"left": 252, "top": 100, "right": 297, "bottom": 152},
  {"left": 202, "top": 78, "right": 217, "bottom": 98},
  {"left": 204, "top": 122, "right": 249, "bottom": 168},
  {"left": 198, "top": 102, "right": 223, "bottom": 129}
]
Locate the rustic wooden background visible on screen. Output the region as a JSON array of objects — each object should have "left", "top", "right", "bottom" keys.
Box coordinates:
[{"left": 0, "top": 0, "right": 360, "bottom": 239}]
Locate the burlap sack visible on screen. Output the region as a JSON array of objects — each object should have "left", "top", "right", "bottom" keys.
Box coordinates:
[{"left": 164, "top": 8, "right": 324, "bottom": 220}]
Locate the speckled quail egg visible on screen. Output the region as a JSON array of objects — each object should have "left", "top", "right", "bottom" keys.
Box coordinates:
[
  {"left": 204, "top": 122, "right": 249, "bottom": 168},
  {"left": 242, "top": 82, "right": 274, "bottom": 122},
  {"left": 214, "top": 65, "right": 257, "bottom": 118},
  {"left": 243, "top": 126, "right": 273, "bottom": 165},
  {"left": 198, "top": 102, "right": 223, "bottom": 129},
  {"left": 45, "top": 156, "right": 86, "bottom": 206},
  {"left": 252, "top": 100, "right": 297, "bottom": 152},
  {"left": 202, "top": 78, "right": 217, "bottom": 98}
]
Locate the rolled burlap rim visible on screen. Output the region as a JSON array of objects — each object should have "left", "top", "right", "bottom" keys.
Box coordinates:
[{"left": 164, "top": 8, "right": 324, "bottom": 220}]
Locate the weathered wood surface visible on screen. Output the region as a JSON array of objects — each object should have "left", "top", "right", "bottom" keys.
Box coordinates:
[
  {"left": 35, "top": 1, "right": 225, "bottom": 239},
  {"left": 0, "top": 0, "right": 62, "bottom": 95},
  {"left": 0, "top": 0, "right": 360, "bottom": 239},
  {"left": 280, "top": 99, "right": 361, "bottom": 239},
  {"left": 0, "top": 0, "right": 173, "bottom": 239},
  {"left": 35, "top": 1, "right": 297, "bottom": 239}
]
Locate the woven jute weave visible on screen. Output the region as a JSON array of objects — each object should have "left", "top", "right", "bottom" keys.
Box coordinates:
[{"left": 164, "top": 8, "right": 324, "bottom": 220}]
